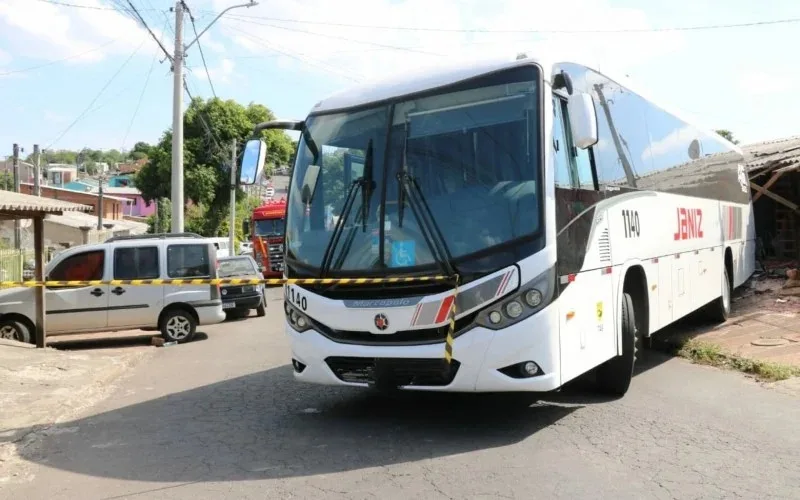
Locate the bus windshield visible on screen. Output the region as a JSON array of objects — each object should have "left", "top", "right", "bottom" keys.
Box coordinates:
[
  {"left": 254, "top": 219, "right": 285, "bottom": 237},
  {"left": 285, "top": 65, "right": 542, "bottom": 275}
]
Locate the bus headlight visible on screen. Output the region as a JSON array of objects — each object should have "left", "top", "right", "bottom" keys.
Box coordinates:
[
  {"left": 475, "top": 266, "right": 556, "bottom": 331},
  {"left": 284, "top": 300, "right": 313, "bottom": 333},
  {"left": 524, "top": 289, "right": 542, "bottom": 308},
  {"left": 505, "top": 300, "right": 523, "bottom": 318}
]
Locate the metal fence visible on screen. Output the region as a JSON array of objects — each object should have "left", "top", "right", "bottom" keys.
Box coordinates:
[{"left": 0, "top": 249, "right": 42, "bottom": 282}]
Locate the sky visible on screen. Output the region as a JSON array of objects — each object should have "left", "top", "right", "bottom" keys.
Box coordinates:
[{"left": 1, "top": 0, "right": 799, "bottom": 159}]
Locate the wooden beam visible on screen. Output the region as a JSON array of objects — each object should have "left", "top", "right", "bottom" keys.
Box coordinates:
[
  {"left": 752, "top": 170, "right": 785, "bottom": 202},
  {"left": 0, "top": 210, "right": 63, "bottom": 220},
  {"left": 749, "top": 181, "right": 800, "bottom": 213},
  {"left": 33, "top": 216, "right": 46, "bottom": 348}
]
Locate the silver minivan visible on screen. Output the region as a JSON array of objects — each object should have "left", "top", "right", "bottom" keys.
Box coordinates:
[{"left": 0, "top": 234, "right": 226, "bottom": 344}]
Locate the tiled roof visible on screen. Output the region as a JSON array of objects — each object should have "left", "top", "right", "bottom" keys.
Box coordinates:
[{"left": 0, "top": 190, "right": 92, "bottom": 214}]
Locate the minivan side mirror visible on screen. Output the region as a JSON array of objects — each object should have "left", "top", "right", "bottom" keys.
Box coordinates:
[
  {"left": 239, "top": 139, "right": 267, "bottom": 185},
  {"left": 567, "top": 92, "right": 599, "bottom": 149}
]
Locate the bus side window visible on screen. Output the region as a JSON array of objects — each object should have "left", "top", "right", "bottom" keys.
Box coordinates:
[{"left": 552, "top": 98, "right": 574, "bottom": 189}]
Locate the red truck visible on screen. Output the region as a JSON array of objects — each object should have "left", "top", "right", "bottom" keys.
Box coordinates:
[{"left": 245, "top": 197, "right": 287, "bottom": 278}]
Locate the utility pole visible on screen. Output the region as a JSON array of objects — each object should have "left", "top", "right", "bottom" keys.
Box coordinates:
[
  {"left": 170, "top": 0, "right": 185, "bottom": 234},
  {"left": 97, "top": 176, "right": 104, "bottom": 230},
  {"left": 229, "top": 138, "right": 237, "bottom": 256},
  {"left": 33, "top": 144, "right": 41, "bottom": 196},
  {"left": 169, "top": 0, "right": 258, "bottom": 234},
  {"left": 12, "top": 143, "right": 21, "bottom": 249}
]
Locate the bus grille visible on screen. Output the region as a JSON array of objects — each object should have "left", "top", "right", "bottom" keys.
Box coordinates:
[
  {"left": 312, "top": 312, "right": 478, "bottom": 346},
  {"left": 325, "top": 357, "right": 460, "bottom": 386}
]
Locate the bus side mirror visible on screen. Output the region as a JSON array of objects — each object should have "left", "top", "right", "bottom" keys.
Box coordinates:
[
  {"left": 301, "top": 165, "right": 321, "bottom": 205},
  {"left": 242, "top": 220, "right": 250, "bottom": 236},
  {"left": 239, "top": 139, "right": 267, "bottom": 185},
  {"left": 567, "top": 93, "right": 599, "bottom": 149}
]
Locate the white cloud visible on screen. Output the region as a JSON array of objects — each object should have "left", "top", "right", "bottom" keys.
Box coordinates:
[
  {"left": 215, "top": 0, "right": 686, "bottom": 84},
  {"left": 0, "top": 0, "right": 169, "bottom": 64}
]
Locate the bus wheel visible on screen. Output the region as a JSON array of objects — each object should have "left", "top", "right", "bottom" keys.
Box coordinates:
[
  {"left": 595, "top": 292, "right": 637, "bottom": 396},
  {"left": 705, "top": 266, "right": 731, "bottom": 323}
]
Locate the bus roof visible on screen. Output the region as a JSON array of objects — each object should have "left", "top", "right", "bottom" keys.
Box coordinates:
[
  {"left": 308, "top": 53, "right": 739, "bottom": 155},
  {"left": 310, "top": 55, "right": 550, "bottom": 115}
]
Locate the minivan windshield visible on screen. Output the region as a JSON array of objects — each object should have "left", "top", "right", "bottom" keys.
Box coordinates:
[{"left": 285, "top": 65, "right": 542, "bottom": 276}]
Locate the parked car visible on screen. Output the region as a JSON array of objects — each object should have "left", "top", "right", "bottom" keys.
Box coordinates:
[
  {"left": 217, "top": 255, "right": 267, "bottom": 319},
  {"left": 0, "top": 233, "right": 226, "bottom": 344},
  {"left": 238, "top": 241, "right": 253, "bottom": 255}
]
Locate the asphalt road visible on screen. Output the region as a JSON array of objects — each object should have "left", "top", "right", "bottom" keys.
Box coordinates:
[{"left": 4, "top": 287, "right": 800, "bottom": 500}]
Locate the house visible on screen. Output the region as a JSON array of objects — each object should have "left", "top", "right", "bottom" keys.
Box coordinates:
[
  {"left": 0, "top": 159, "right": 43, "bottom": 185},
  {"left": 88, "top": 186, "right": 155, "bottom": 218},
  {"left": 0, "top": 210, "right": 148, "bottom": 250},
  {"left": 746, "top": 136, "right": 800, "bottom": 260},
  {"left": 17, "top": 183, "right": 132, "bottom": 220},
  {"left": 46, "top": 166, "right": 79, "bottom": 188},
  {"left": 117, "top": 158, "right": 147, "bottom": 174}
]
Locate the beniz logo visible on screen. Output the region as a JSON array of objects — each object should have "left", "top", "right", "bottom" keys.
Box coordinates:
[{"left": 673, "top": 208, "right": 703, "bottom": 241}]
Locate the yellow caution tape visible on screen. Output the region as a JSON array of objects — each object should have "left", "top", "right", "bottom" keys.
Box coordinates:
[
  {"left": 0, "top": 276, "right": 452, "bottom": 288},
  {"left": 444, "top": 276, "right": 460, "bottom": 364}
]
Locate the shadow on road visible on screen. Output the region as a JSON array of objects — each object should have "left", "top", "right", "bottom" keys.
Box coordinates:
[
  {"left": 16, "top": 364, "right": 584, "bottom": 484},
  {"left": 48, "top": 332, "right": 210, "bottom": 351}
]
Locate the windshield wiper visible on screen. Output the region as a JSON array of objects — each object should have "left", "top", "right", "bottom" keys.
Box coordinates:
[
  {"left": 320, "top": 140, "right": 375, "bottom": 276},
  {"left": 395, "top": 122, "right": 455, "bottom": 277},
  {"left": 397, "top": 171, "right": 456, "bottom": 277}
]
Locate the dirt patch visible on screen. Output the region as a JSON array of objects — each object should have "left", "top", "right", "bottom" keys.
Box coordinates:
[{"left": 0, "top": 339, "right": 153, "bottom": 485}]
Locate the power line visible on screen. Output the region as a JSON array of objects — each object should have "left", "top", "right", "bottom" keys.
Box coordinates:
[
  {"left": 0, "top": 40, "right": 117, "bottom": 76},
  {"left": 125, "top": 0, "right": 173, "bottom": 62},
  {"left": 227, "top": 16, "right": 443, "bottom": 56},
  {"left": 225, "top": 23, "right": 362, "bottom": 81},
  {"left": 184, "top": 1, "right": 217, "bottom": 98},
  {"left": 182, "top": 78, "right": 223, "bottom": 152},
  {"left": 35, "top": 0, "right": 157, "bottom": 11},
  {"left": 225, "top": 12, "right": 800, "bottom": 34},
  {"left": 45, "top": 38, "right": 146, "bottom": 149}
]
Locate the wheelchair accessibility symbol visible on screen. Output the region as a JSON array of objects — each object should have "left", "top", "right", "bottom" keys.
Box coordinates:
[{"left": 390, "top": 240, "right": 416, "bottom": 268}]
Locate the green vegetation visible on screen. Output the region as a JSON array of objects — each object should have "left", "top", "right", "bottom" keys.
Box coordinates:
[
  {"left": 678, "top": 338, "right": 800, "bottom": 382},
  {"left": 135, "top": 97, "right": 294, "bottom": 236}
]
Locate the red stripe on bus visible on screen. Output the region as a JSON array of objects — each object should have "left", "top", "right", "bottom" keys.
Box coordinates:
[
  {"left": 496, "top": 271, "right": 511, "bottom": 297},
  {"left": 435, "top": 295, "right": 455, "bottom": 324}
]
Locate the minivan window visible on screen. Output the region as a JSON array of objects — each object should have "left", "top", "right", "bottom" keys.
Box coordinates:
[
  {"left": 114, "top": 247, "right": 159, "bottom": 280},
  {"left": 167, "top": 244, "right": 211, "bottom": 278},
  {"left": 49, "top": 250, "right": 105, "bottom": 281}
]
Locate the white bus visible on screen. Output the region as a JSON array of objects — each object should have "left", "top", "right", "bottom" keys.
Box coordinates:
[{"left": 241, "top": 55, "right": 755, "bottom": 396}]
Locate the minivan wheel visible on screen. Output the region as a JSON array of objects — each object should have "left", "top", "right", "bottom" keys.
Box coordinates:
[
  {"left": 0, "top": 318, "right": 31, "bottom": 344},
  {"left": 160, "top": 309, "right": 197, "bottom": 343}
]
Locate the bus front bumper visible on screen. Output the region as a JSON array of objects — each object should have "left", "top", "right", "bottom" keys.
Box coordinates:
[{"left": 285, "top": 303, "right": 562, "bottom": 393}]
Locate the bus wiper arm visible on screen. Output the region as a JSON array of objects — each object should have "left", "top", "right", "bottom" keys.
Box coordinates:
[
  {"left": 397, "top": 172, "right": 456, "bottom": 277},
  {"left": 361, "top": 139, "right": 375, "bottom": 233},
  {"left": 320, "top": 178, "right": 363, "bottom": 276}
]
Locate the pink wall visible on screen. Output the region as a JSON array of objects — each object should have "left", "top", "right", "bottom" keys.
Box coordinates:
[{"left": 120, "top": 194, "right": 156, "bottom": 217}]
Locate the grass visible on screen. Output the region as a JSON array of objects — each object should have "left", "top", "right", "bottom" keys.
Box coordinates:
[{"left": 677, "top": 338, "right": 800, "bottom": 382}]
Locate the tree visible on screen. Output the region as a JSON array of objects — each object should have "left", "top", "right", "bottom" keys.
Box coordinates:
[
  {"left": 716, "top": 129, "right": 739, "bottom": 145},
  {"left": 135, "top": 97, "right": 294, "bottom": 236}
]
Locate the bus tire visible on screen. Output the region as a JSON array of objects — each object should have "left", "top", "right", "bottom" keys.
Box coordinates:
[
  {"left": 706, "top": 266, "right": 731, "bottom": 323},
  {"left": 595, "top": 292, "right": 637, "bottom": 396}
]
